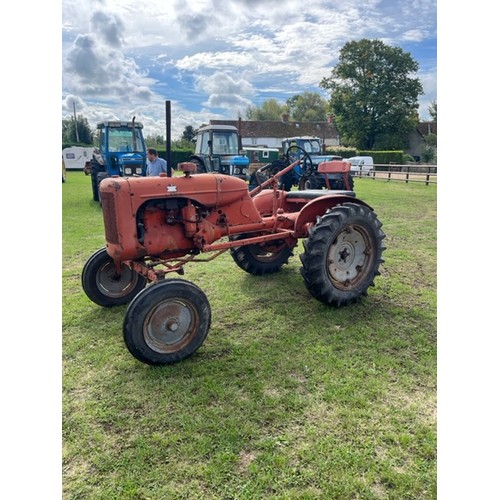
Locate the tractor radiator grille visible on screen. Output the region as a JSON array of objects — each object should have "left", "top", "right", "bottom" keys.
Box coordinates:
[{"left": 101, "top": 192, "right": 119, "bottom": 244}]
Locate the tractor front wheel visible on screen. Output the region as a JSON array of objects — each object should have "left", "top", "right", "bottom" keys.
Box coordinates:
[
  {"left": 230, "top": 234, "right": 296, "bottom": 275},
  {"left": 300, "top": 203, "right": 385, "bottom": 306},
  {"left": 82, "top": 248, "right": 147, "bottom": 307},
  {"left": 123, "top": 279, "right": 211, "bottom": 366}
]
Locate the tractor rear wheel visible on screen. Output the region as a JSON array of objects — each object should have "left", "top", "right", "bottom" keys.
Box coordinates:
[
  {"left": 90, "top": 159, "right": 103, "bottom": 201},
  {"left": 304, "top": 176, "right": 323, "bottom": 190},
  {"left": 82, "top": 248, "right": 147, "bottom": 307},
  {"left": 123, "top": 279, "right": 211, "bottom": 366},
  {"left": 299, "top": 203, "right": 385, "bottom": 306},
  {"left": 191, "top": 158, "right": 207, "bottom": 173},
  {"left": 230, "top": 234, "right": 296, "bottom": 275},
  {"left": 329, "top": 174, "right": 355, "bottom": 191}
]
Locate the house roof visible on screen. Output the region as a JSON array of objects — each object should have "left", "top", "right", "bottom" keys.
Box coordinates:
[
  {"left": 417, "top": 121, "right": 437, "bottom": 136},
  {"left": 210, "top": 119, "right": 339, "bottom": 140}
]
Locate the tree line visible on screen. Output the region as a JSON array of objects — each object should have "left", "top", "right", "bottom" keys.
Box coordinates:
[{"left": 62, "top": 39, "right": 436, "bottom": 154}]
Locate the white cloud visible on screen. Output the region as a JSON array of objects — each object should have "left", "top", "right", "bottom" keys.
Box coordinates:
[
  {"left": 62, "top": 0, "right": 437, "bottom": 138},
  {"left": 175, "top": 51, "right": 255, "bottom": 71}
]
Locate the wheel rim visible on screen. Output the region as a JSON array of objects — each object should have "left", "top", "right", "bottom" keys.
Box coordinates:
[
  {"left": 143, "top": 298, "right": 199, "bottom": 354},
  {"left": 97, "top": 261, "right": 141, "bottom": 298},
  {"left": 248, "top": 242, "right": 287, "bottom": 263},
  {"left": 327, "top": 225, "right": 373, "bottom": 290}
]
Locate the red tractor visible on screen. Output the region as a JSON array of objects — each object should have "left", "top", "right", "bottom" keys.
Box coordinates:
[{"left": 82, "top": 148, "right": 386, "bottom": 366}]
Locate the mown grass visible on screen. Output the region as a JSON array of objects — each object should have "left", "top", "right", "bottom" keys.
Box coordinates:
[{"left": 62, "top": 172, "right": 436, "bottom": 499}]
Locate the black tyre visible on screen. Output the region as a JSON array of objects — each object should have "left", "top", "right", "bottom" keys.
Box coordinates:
[
  {"left": 123, "top": 279, "right": 211, "bottom": 366},
  {"left": 90, "top": 159, "right": 103, "bottom": 201},
  {"left": 230, "top": 234, "right": 296, "bottom": 275},
  {"left": 191, "top": 158, "right": 207, "bottom": 173},
  {"left": 91, "top": 172, "right": 99, "bottom": 201},
  {"left": 96, "top": 171, "right": 109, "bottom": 204},
  {"left": 82, "top": 248, "right": 147, "bottom": 307},
  {"left": 278, "top": 174, "right": 294, "bottom": 191},
  {"left": 300, "top": 203, "right": 385, "bottom": 306},
  {"left": 304, "top": 176, "right": 323, "bottom": 190},
  {"left": 269, "top": 159, "right": 293, "bottom": 191},
  {"left": 329, "top": 174, "right": 355, "bottom": 191}
]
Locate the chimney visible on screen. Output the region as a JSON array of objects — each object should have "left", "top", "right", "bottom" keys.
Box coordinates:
[{"left": 282, "top": 113, "right": 289, "bottom": 123}]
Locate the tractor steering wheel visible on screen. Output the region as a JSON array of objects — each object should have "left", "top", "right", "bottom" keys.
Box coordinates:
[{"left": 285, "top": 145, "right": 314, "bottom": 177}]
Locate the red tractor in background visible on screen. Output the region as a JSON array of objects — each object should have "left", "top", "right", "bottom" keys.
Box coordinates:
[{"left": 82, "top": 147, "right": 386, "bottom": 366}]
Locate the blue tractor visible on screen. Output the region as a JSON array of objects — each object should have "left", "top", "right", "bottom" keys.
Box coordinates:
[
  {"left": 89, "top": 118, "right": 147, "bottom": 201},
  {"left": 189, "top": 125, "right": 250, "bottom": 181},
  {"left": 279, "top": 136, "right": 354, "bottom": 191}
]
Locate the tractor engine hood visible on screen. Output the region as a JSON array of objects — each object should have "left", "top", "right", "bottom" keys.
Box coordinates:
[
  {"left": 101, "top": 172, "right": 251, "bottom": 208},
  {"left": 219, "top": 155, "right": 249, "bottom": 166},
  {"left": 99, "top": 173, "right": 261, "bottom": 261},
  {"left": 119, "top": 152, "right": 145, "bottom": 163}
]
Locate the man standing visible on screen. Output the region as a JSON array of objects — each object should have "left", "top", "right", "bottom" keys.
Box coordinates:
[{"left": 146, "top": 148, "right": 168, "bottom": 176}]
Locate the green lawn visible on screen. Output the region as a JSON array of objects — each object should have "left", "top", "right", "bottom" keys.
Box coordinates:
[{"left": 63, "top": 172, "right": 436, "bottom": 499}]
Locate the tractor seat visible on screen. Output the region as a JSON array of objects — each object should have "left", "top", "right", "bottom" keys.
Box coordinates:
[{"left": 285, "top": 189, "right": 356, "bottom": 200}]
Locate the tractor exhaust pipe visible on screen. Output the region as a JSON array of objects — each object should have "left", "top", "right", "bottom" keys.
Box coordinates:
[
  {"left": 165, "top": 101, "right": 172, "bottom": 177},
  {"left": 131, "top": 116, "right": 138, "bottom": 151}
]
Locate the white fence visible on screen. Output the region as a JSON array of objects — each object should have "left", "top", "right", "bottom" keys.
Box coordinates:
[{"left": 353, "top": 164, "right": 437, "bottom": 185}]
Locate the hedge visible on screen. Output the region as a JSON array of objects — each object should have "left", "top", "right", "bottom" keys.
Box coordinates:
[
  {"left": 358, "top": 150, "right": 404, "bottom": 164},
  {"left": 156, "top": 149, "right": 193, "bottom": 169}
]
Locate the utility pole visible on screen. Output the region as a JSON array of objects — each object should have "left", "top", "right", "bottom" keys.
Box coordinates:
[{"left": 73, "top": 102, "right": 80, "bottom": 143}]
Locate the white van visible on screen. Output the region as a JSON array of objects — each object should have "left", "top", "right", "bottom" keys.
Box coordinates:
[
  {"left": 62, "top": 146, "right": 94, "bottom": 170},
  {"left": 347, "top": 156, "right": 374, "bottom": 176}
]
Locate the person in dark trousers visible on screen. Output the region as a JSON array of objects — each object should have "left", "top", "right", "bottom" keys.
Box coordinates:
[{"left": 146, "top": 148, "right": 168, "bottom": 176}]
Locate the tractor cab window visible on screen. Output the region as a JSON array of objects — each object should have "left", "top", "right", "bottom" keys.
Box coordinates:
[
  {"left": 299, "top": 140, "right": 321, "bottom": 154},
  {"left": 301, "top": 142, "right": 313, "bottom": 153},
  {"left": 311, "top": 141, "right": 322, "bottom": 154},
  {"left": 196, "top": 132, "right": 210, "bottom": 155},
  {"left": 212, "top": 132, "right": 239, "bottom": 155},
  {"left": 108, "top": 128, "right": 145, "bottom": 153}
]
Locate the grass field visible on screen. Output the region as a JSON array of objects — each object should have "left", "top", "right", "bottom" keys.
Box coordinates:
[{"left": 62, "top": 172, "right": 436, "bottom": 499}]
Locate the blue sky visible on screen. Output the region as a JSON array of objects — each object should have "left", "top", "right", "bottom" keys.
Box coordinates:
[{"left": 62, "top": 0, "right": 437, "bottom": 140}]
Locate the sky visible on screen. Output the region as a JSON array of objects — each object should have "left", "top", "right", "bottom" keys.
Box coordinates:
[{"left": 62, "top": 0, "right": 437, "bottom": 141}]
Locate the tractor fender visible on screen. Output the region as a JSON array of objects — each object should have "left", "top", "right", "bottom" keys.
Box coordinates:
[{"left": 293, "top": 195, "right": 373, "bottom": 237}]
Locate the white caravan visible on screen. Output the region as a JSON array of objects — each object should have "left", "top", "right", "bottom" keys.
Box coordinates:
[{"left": 62, "top": 146, "right": 94, "bottom": 170}]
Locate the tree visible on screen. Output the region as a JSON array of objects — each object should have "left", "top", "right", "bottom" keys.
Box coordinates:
[
  {"left": 181, "top": 125, "right": 196, "bottom": 142},
  {"left": 246, "top": 99, "right": 287, "bottom": 120},
  {"left": 62, "top": 115, "right": 93, "bottom": 144},
  {"left": 428, "top": 100, "right": 437, "bottom": 121},
  {"left": 171, "top": 138, "right": 195, "bottom": 151},
  {"left": 320, "top": 39, "right": 423, "bottom": 150},
  {"left": 286, "top": 92, "right": 328, "bottom": 121},
  {"left": 145, "top": 134, "right": 165, "bottom": 147}
]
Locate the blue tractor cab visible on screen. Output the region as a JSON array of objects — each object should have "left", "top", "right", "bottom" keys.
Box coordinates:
[
  {"left": 190, "top": 125, "right": 250, "bottom": 181},
  {"left": 90, "top": 119, "right": 147, "bottom": 201}
]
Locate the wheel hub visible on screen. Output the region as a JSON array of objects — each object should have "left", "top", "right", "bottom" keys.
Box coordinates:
[
  {"left": 98, "top": 262, "right": 138, "bottom": 297},
  {"left": 327, "top": 227, "right": 367, "bottom": 285},
  {"left": 145, "top": 300, "right": 196, "bottom": 351}
]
